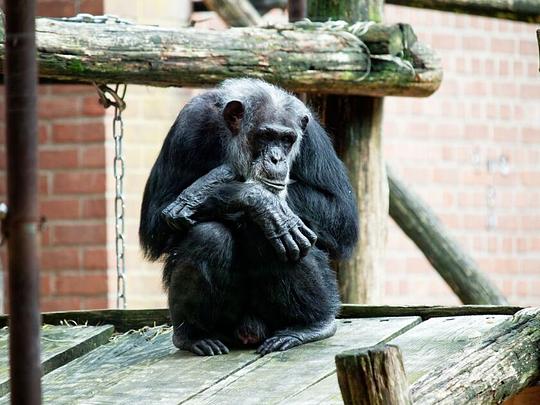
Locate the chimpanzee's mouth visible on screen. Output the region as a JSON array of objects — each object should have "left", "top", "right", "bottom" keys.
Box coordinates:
[{"left": 260, "top": 178, "right": 287, "bottom": 191}]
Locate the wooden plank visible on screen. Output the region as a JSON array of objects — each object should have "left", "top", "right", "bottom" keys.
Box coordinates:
[
  {"left": 340, "top": 304, "right": 522, "bottom": 319},
  {"left": 390, "top": 315, "right": 510, "bottom": 383},
  {"left": 411, "top": 308, "right": 540, "bottom": 404},
  {"left": 290, "top": 314, "right": 510, "bottom": 403},
  {"left": 35, "top": 325, "right": 260, "bottom": 404},
  {"left": 186, "top": 318, "right": 420, "bottom": 404},
  {"left": 0, "top": 324, "right": 113, "bottom": 397}
]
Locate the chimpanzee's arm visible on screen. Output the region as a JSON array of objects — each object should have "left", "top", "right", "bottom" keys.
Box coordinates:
[
  {"left": 161, "top": 164, "right": 236, "bottom": 230},
  {"left": 287, "top": 119, "right": 359, "bottom": 260},
  {"left": 188, "top": 181, "right": 317, "bottom": 262},
  {"left": 139, "top": 91, "right": 228, "bottom": 261}
]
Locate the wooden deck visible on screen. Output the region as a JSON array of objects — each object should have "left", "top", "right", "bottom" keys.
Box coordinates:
[{"left": 1, "top": 307, "right": 531, "bottom": 404}]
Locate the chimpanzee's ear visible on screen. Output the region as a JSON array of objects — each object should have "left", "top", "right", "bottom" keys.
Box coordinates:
[
  {"left": 300, "top": 115, "right": 309, "bottom": 131},
  {"left": 223, "top": 100, "right": 245, "bottom": 135}
]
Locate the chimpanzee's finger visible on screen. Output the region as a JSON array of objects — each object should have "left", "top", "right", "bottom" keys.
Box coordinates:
[
  {"left": 291, "top": 227, "right": 311, "bottom": 258},
  {"left": 299, "top": 224, "right": 317, "bottom": 246},
  {"left": 269, "top": 238, "right": 288, "bottom": 262},
  {"left": 282, "top": 233, "right": 300, "bottom": 262}
]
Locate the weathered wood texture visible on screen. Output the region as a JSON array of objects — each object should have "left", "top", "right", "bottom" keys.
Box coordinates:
[
  {"left": 278, "top": 314, "right": 513, "bottom": 403},
  {"left": 308, "top": 1, "right": 389, "bottom": 304},
  {"left": 336, "top": 344, "right": 412, "bottom": 405},
  {"left": 410, "top": 308, "right": 540, "bottom": 404},
  {"left": 27, "top": 318, "right": 419, "bottom": 404},
  {"left": 188, "top": 318, "right": 419, "bottom": 404},
  {"left": 389, "top": 0, "right": 540, "bottom": 23},
  {"left": 340, "top": 304, "right": 523, "bottom": 319},
  {"left": 0, "top": 309, "right": 171, "bottom": 332},
  {"left": 0, "top": 324, "right": 113, "bottom": 397},
  {"left": 390, "top": 314, "right": 510, "bottom": 383},
  {"left": 0, "top": 16, "right": 441, "bottom": 97},
  {"left": 388, "top": 167, "right": 508, "bottom": 305},
  {"left": 203, "top": 0, "right": 263, "bottom": 26}
]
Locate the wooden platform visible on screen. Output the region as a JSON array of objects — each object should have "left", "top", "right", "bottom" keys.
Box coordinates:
[{"left": 1, "top": 306, "right": 534, "bottom": 404}]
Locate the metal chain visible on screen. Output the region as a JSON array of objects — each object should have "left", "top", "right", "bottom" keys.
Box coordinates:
[{"left": 95, "top": 83, "right": 127, "bottom": 309}]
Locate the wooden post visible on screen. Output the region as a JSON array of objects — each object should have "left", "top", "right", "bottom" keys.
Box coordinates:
[
  {"left": 308, "top": 0, "right": 388, "bottom": 304},
  {"left": 336, "top": 344, "right": 412, "bottom": 405}
]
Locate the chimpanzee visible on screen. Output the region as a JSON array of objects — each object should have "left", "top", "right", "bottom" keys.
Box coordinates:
[{"left": 139, "top": 79, "right": 358, "bottom": 356}]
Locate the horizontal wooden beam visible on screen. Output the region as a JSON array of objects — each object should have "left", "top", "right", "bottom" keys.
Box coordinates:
[
  {"left": 0, "top": 306, "right": 525, "bottom": 331},
  {"left": 340, "top": 304, "right": 523, "bottom": 319},
  {"left": 388, "top": 166, "right": 508, "bottom": 305},
  {"left": 388, "top": 0, "right": 540, "bottom": 23},
  {"left": 0, "top": 16, "right": 442, "bottom": 97},
  {"left": 411, "top": 307, "right": 540, "bottom": 403},
  {"left": 193, "top": 0, "right": 540, "bottom": 23}
]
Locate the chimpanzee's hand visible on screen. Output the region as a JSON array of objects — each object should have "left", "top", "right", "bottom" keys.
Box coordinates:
[
  {"left": 162, "top": 164, "right": 236, "bottom": 230},
  {"left": 243, "top": 185, "right": 317, "bottom": 262}
]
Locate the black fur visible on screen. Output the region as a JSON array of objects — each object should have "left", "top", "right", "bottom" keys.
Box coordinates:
[{"left": 139, "top": 79, "right": 358, "bottom": 356}]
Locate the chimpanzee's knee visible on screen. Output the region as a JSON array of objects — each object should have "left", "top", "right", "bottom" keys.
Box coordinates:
[{"left": 165, "top": 222, "right": 236, "bottom": 331}]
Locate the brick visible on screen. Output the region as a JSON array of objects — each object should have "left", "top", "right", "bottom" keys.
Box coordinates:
[
  {"left": 491, "top": 38, "right": 515, "bottom": 54},
  {"left": 79, "top": 0, "right": 104, "bottom": 15},
  {"left": 37, "top": 0, "right": 75, "bottom": 17},
  {"left": 82, "top": 297, "right": 108, "bottom": 310},
  {"left": 51, "top": 85, "right": 93, "bottom": 94},
  {"left": 81, "top": 146, "right": 106, "bottom": 168},
  {"left": 81, "top": 198, "right": 107, "bottom": 218},
  {"left": 41, "top": 297, "right": 82, "bottom": 312},
  {"left": 53, "top": 172, "right": 106, "bottom": 194},
  {"left": 522, "top": 127, "right": 540, "bottom": 143},
  {"left": 40, "top": 149, "right": 79, "bottom": 169},
  {"left": 41, "top": 199, "right": 80, "bottom": 220},
  {"left": 38, "top": 97, "right": 79, "bottom": 119},
  {"left": 83, "top": 248, "right": 108, "bottom": 270},
  {"left": 53, "top": 224, "right": 107, "bottom": 245},
  {"left": 82, "top": 96, "right": 106, "bottom": 116},
  {"left": 41, "top": 274, "right": 54, "bottom": 296},
  {"left": 52, "top": 122, "right": 105, "bottom": 143},
  {"left": 56, "top": 274, "right": 108, "bottom": 296},
  {"left": 41, "top": 248, "right": 80, "bottom": 271}
]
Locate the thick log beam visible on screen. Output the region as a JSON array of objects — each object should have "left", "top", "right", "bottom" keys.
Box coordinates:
[
  {"left": 0, "top": 16, "right": 442, "bottom": 97},
  {"left": 389, "top": 0, "right": 540, "bottom": 23},
  {"left": 388, "top": 166, "right": 508, "bottom": 305},
  {"left": 411, "top": 307, "right": 540, "bottom": 404},
  {"left": 336, "top": 344, "right": 412, "bottom": 405}
]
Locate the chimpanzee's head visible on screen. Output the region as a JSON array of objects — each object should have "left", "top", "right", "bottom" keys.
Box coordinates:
[{"left": 219, "top": 79, "right": 310, "bottom": 194}]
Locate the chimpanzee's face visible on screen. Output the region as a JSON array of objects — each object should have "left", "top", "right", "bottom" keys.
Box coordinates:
[{"left": 223, "top": 99, "right": 309, "bottom": 193}]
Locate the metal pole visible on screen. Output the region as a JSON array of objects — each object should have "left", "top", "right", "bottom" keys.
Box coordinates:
[
  {"left": 4, "top": 0, "right": 42, "bottom": 403},
  {"left": 288, "top": 0, "right": 306, "bottom": 21}
]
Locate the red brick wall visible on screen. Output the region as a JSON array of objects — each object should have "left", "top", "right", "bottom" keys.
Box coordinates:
[
  {"left": 383, "top": 6, "right": 540, "bottom": 306},
  {"left": 1, "top": 0, "right": 107, "bottom": 312}
]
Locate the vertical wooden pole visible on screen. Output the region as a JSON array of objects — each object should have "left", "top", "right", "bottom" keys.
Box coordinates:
[
  {"left": 307, "top": 1, "right": 388, "bottom": 304},
  {"left": 336, "top": 344, "right": 412, "bottom": 405}
]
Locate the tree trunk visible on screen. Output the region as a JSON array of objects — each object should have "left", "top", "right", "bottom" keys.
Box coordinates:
[
  {"left": 308, "top": 0, "right": 388, "bottom": 304},
  {"left": 336, "top": 344, "right": 412, "bottom": 405}
]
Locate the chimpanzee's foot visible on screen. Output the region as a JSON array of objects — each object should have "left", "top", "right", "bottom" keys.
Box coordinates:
[
  {"left": 172, "top": 323, "right": 229, "bottom": 356},
  {"left": 256, "top": 335, "right": 302, "bottom": 355},
  {"left": 256, "top": 320, "right": 337, "bottom": 356}
]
